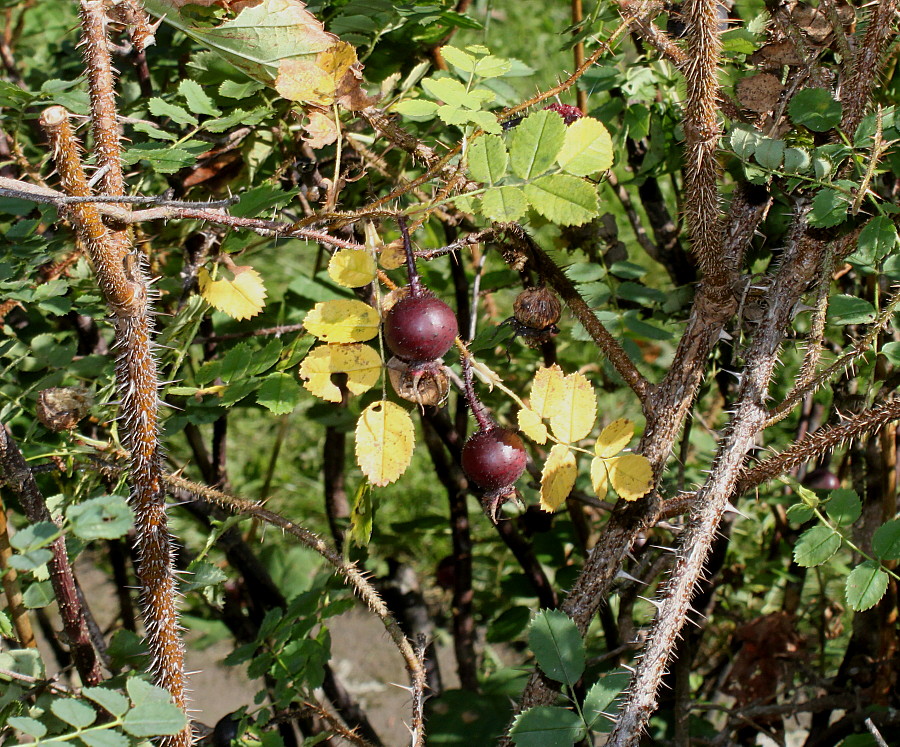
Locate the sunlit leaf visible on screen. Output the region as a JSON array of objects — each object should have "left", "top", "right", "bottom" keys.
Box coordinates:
[
  {"left": 509, "top": 110, "right": 566, "bottom": 179},
  {"left": 608, "top": 454, "right": 653, "bottom": 501},
  {"left": 794, "top": 525, "right": 842, "bottom": 567},
  {"left": 480, "top": 186, "right": 528, "bottom": 222},
  {"left": 327, "top": 248, "right": 377, "bottom": 287},
  {"left": 523, "top": 174, "right": 599, "bottom": 226},
  {"left": 302, "top": 109, "right": 339, "bottom": 148},
  {"left": 355, "top": 400, "right": 415, "bottom": 486},
  {"left": 529, "top": 365, "right": 566, "bottom": 421},
  {"left": 540, "top": 444, "right": 577, "bottom": 512},
  {"left": 303, "top": 299, "right": 380, "bottom": 342},
  {"left": 590, "top": 457, "right": 608, "bottom": 497},
  {"left": 518, "top": 407, "right": 548, "bottom": 444},
  {"left": 468, "top": 134, "right": 508, "bottom": 184},
  {"left": 556, "top": 116, "right": 613, "bottom": 175},
  {"left": 595, "top": 418, "right": 635, "bottom": 458},
  {"left": 546, "top": 370, "right": 596, "bottom": 444},
  {"left": 349, "top": 482, "right": 374, "bottom": 547},
  {"left": 198, "top": 265, "right": 267, "bottom": 321},
  {"left": 299, "top": 343, "right": 382, "bottom": 402}
]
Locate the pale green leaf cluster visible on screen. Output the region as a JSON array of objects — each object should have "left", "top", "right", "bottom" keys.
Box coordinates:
[{"left": 463, "top": 110, "right": 613, "bottom": 226}]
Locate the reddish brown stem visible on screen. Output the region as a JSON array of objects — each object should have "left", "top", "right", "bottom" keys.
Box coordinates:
[{"left": 0, "top": 424, "right": 102, "bottom": 686}]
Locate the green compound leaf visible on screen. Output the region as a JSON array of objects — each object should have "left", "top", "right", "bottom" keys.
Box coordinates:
[
  {"left": 440, "top": 45, "right": 476, "bottom": 72},
  {"left": 123, "top": 702, "right": 188, "bottom": 737},
  {"left": 52, "top": 698, "right": 97, "bottom": 728},
  {"left": 178, "top": 79, "right": 221, "bottom": 117},
  {"left": 527, "top": 609, "right": 585, "bottom": 687},
  {"left": 808, "top": 187, "right": 850, "bottom": 228},
  {"left": 8, "top": 716, "right": 47, "bottom": 739},
  {"left": 789, "top": 88, "right": 842, "bottom": 132},
  {"left": 856, "top": 216, "right": 899, "bottom": 264},
  {"left": 148, "top": 97, "right": 198, "bottom": 127},
  {"left": 481, "top": 186, "right": 528, "bottom": 222},
  {"left": 783, "top": 147, "right": 811, "bottom": 174},
  {"left": 81, "top": 731, "right": 130, "bottom": 747},
  {"left": 523, "top": 174, "right": 599, "bottom": 226},
  {"left": 556, "top": 116, "right": 613, "bottom": 175},
  {"left": 468, "top": 134, "right": 508, "bottom": 184},
  {"left": 393, "top": 99, "right": 438, "bottom": 120},
  {"left": 825, "top": 489, "right": 861, "bottom": 526},
  {"left": 510, "top": 706, "right": 586, "bottom": 747},
  {"left": 509, "top": 110, "right": 567, "bottom": 179},
  {"left": 583, "top": 669, "right": 631, "bottom": 731},
  {"left": 794, "top": 525, "right": 842, "bottom": 567},
  {"left": 826, "top": 295, "right": 876, "bottom": 325},
  {"left": 256, "top": 372, "right": 303, "bottom": 415},
  {"left": 83, "top": 686, "right": 130, "bottom": 718},
  {"left": 754, "top": 138, "right": 785, "bottom": 170},
  {"left": 873, "top": 519, "right": 900, "bottom": 560},
  {"left": 845, "top": 560, "right": 889, "bottom": 611},
  {"left": 66, "top": 495, "right": 133, "bottom": 541}
]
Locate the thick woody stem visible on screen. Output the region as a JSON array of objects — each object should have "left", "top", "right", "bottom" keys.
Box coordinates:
[
  {"left": 0, "top": 424, "right": 102, "bottom": 686},
  {"left": 840, "top": 0, "right": 899, "bottom": 135},
  {"left": 40, "top": 106, "right": 188, "bottom": 745},
  {"left": 681, "top": 0, "right": 726, "bottom": 282},
  {"left": 608, "top": 212, "right": 824, "bottom": 746},
  {"left": 80, "top": 0, "right": 125, "bottom": 198}
]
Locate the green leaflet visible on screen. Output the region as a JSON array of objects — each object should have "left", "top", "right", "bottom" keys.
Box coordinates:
[
  {"left": 509, "top": 110, "right": 566, "bottom": 179},
  {"left": 468, "top": 134, "right": 509, "bottom": 184},
  {"left": 523, "top": 174, "right": 599, "bottom": 226},
  {"left": 556, "top": 117, "right": 613, "bottom": 175}
]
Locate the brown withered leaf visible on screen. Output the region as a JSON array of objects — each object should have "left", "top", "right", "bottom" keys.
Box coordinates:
[
  {"left": 791, "top": 2, "right": 832, "bottom": 43},
  {"left": 276, "top": 41, "right": 373, "bottom": 110},
  {"left": 735, "top": 72, "right": 784, "bottom": 113},
  {"left": 749, "top": 40, "right": 803, "bottom": 69}
]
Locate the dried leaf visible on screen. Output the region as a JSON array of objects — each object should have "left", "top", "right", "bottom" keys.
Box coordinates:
[
  {"left": 299, "top": 343, "right": 381, "bottom": 402},
  {"left": 379, "top": 239, "right": 405, "bottom": 270},
  {"left": 735, "top": 73, "right": 783, "bottom": 113},
  {"left": 355, "top": 400, "right": 415, "bottom": 486},
  {"left": 608, "top": 454, "right": 653, "bottom": 501},
  {"left": 518, "top": 407, "right": 548, "bottom": 444},
  {"left": 276, "top": 41, "right": 372, "bottom": 109},
  {"left": 540, "top": 444, "right": 577, "bottom": 512},
  {"left": 198, "top": 265, "right": 267, "bottom": 321},
  {"left": 595, "top": 418, "right": 635, "bottom": 458},
  {"left": 303, "top": 299, "right": 380, "bottom": 342},
  {"left": 302, "top": 109, "right": 339, "bottom": 148},
  {"left": 327, "top": 248, "right": 377, "bottom": 288},
  {"left": 590, "top": 457, "right": 609, "bottom": 497}
]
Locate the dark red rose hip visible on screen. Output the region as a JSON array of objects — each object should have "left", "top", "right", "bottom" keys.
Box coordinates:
[
  {"left": 384, "top": 294, "right": 458, "bottom": 362},
  {"left": 461, "top": 428, "right": 527, "bottom": 491}
]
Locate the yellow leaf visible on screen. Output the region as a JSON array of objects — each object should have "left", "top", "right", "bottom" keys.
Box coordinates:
[
  {"left": 299, "top": 343, "right": 381, "bottom": 402},
  {"left": 529, "top": 365, "right": 565, "bottom": 419},
  {"left": 378, "top": 239, "right": 405, "bottom": 270},
  {"left": 327, "top": 249, "right": 377, "bottom": 288},
  {"left": 547, "top": 370, "right": 596, "bottom": 444},
  {"left": 303, "top": 299, "right": 380, "bottom": 342},
  {"left": 355, "top": 400, "right": 415, "bottom": 487},
  {"left": 608, "top": 454, "right": 654, "bottom": 501},
  {"left": 198, "top": 265, "right": 267, "bottom": 321},
  {"left": 518, "top": 407, "right": 548, "bottom": 444},
  {"left": 590, "top": 457, "right": 608, "bottom": 497},
  {"left": 302, "top": 109, "right": 339, "bottom": 148},
  {"left": 595, "top": 418, "right": 635, "bottom": 458},
  {"left": 275, "top": 41, "right": 365, "bottom": 108},
  {"left": 539, "top": 444, "right": 577, "bottom": 512}
]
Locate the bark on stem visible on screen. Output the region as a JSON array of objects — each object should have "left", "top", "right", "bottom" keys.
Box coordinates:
[
  {"left": 40, "top": 106, "right": 188, "bottom": 744},
  {"left": 0, "top": 424, "right": 102, "bottom": 686}
]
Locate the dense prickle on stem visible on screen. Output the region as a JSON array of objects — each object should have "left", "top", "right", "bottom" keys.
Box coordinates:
[
  {"left": 383, "top": 293, "right": 458, "bottom": 362},
  {"left": 461, "top": 428, "right": 527, "bottom": 492}
]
